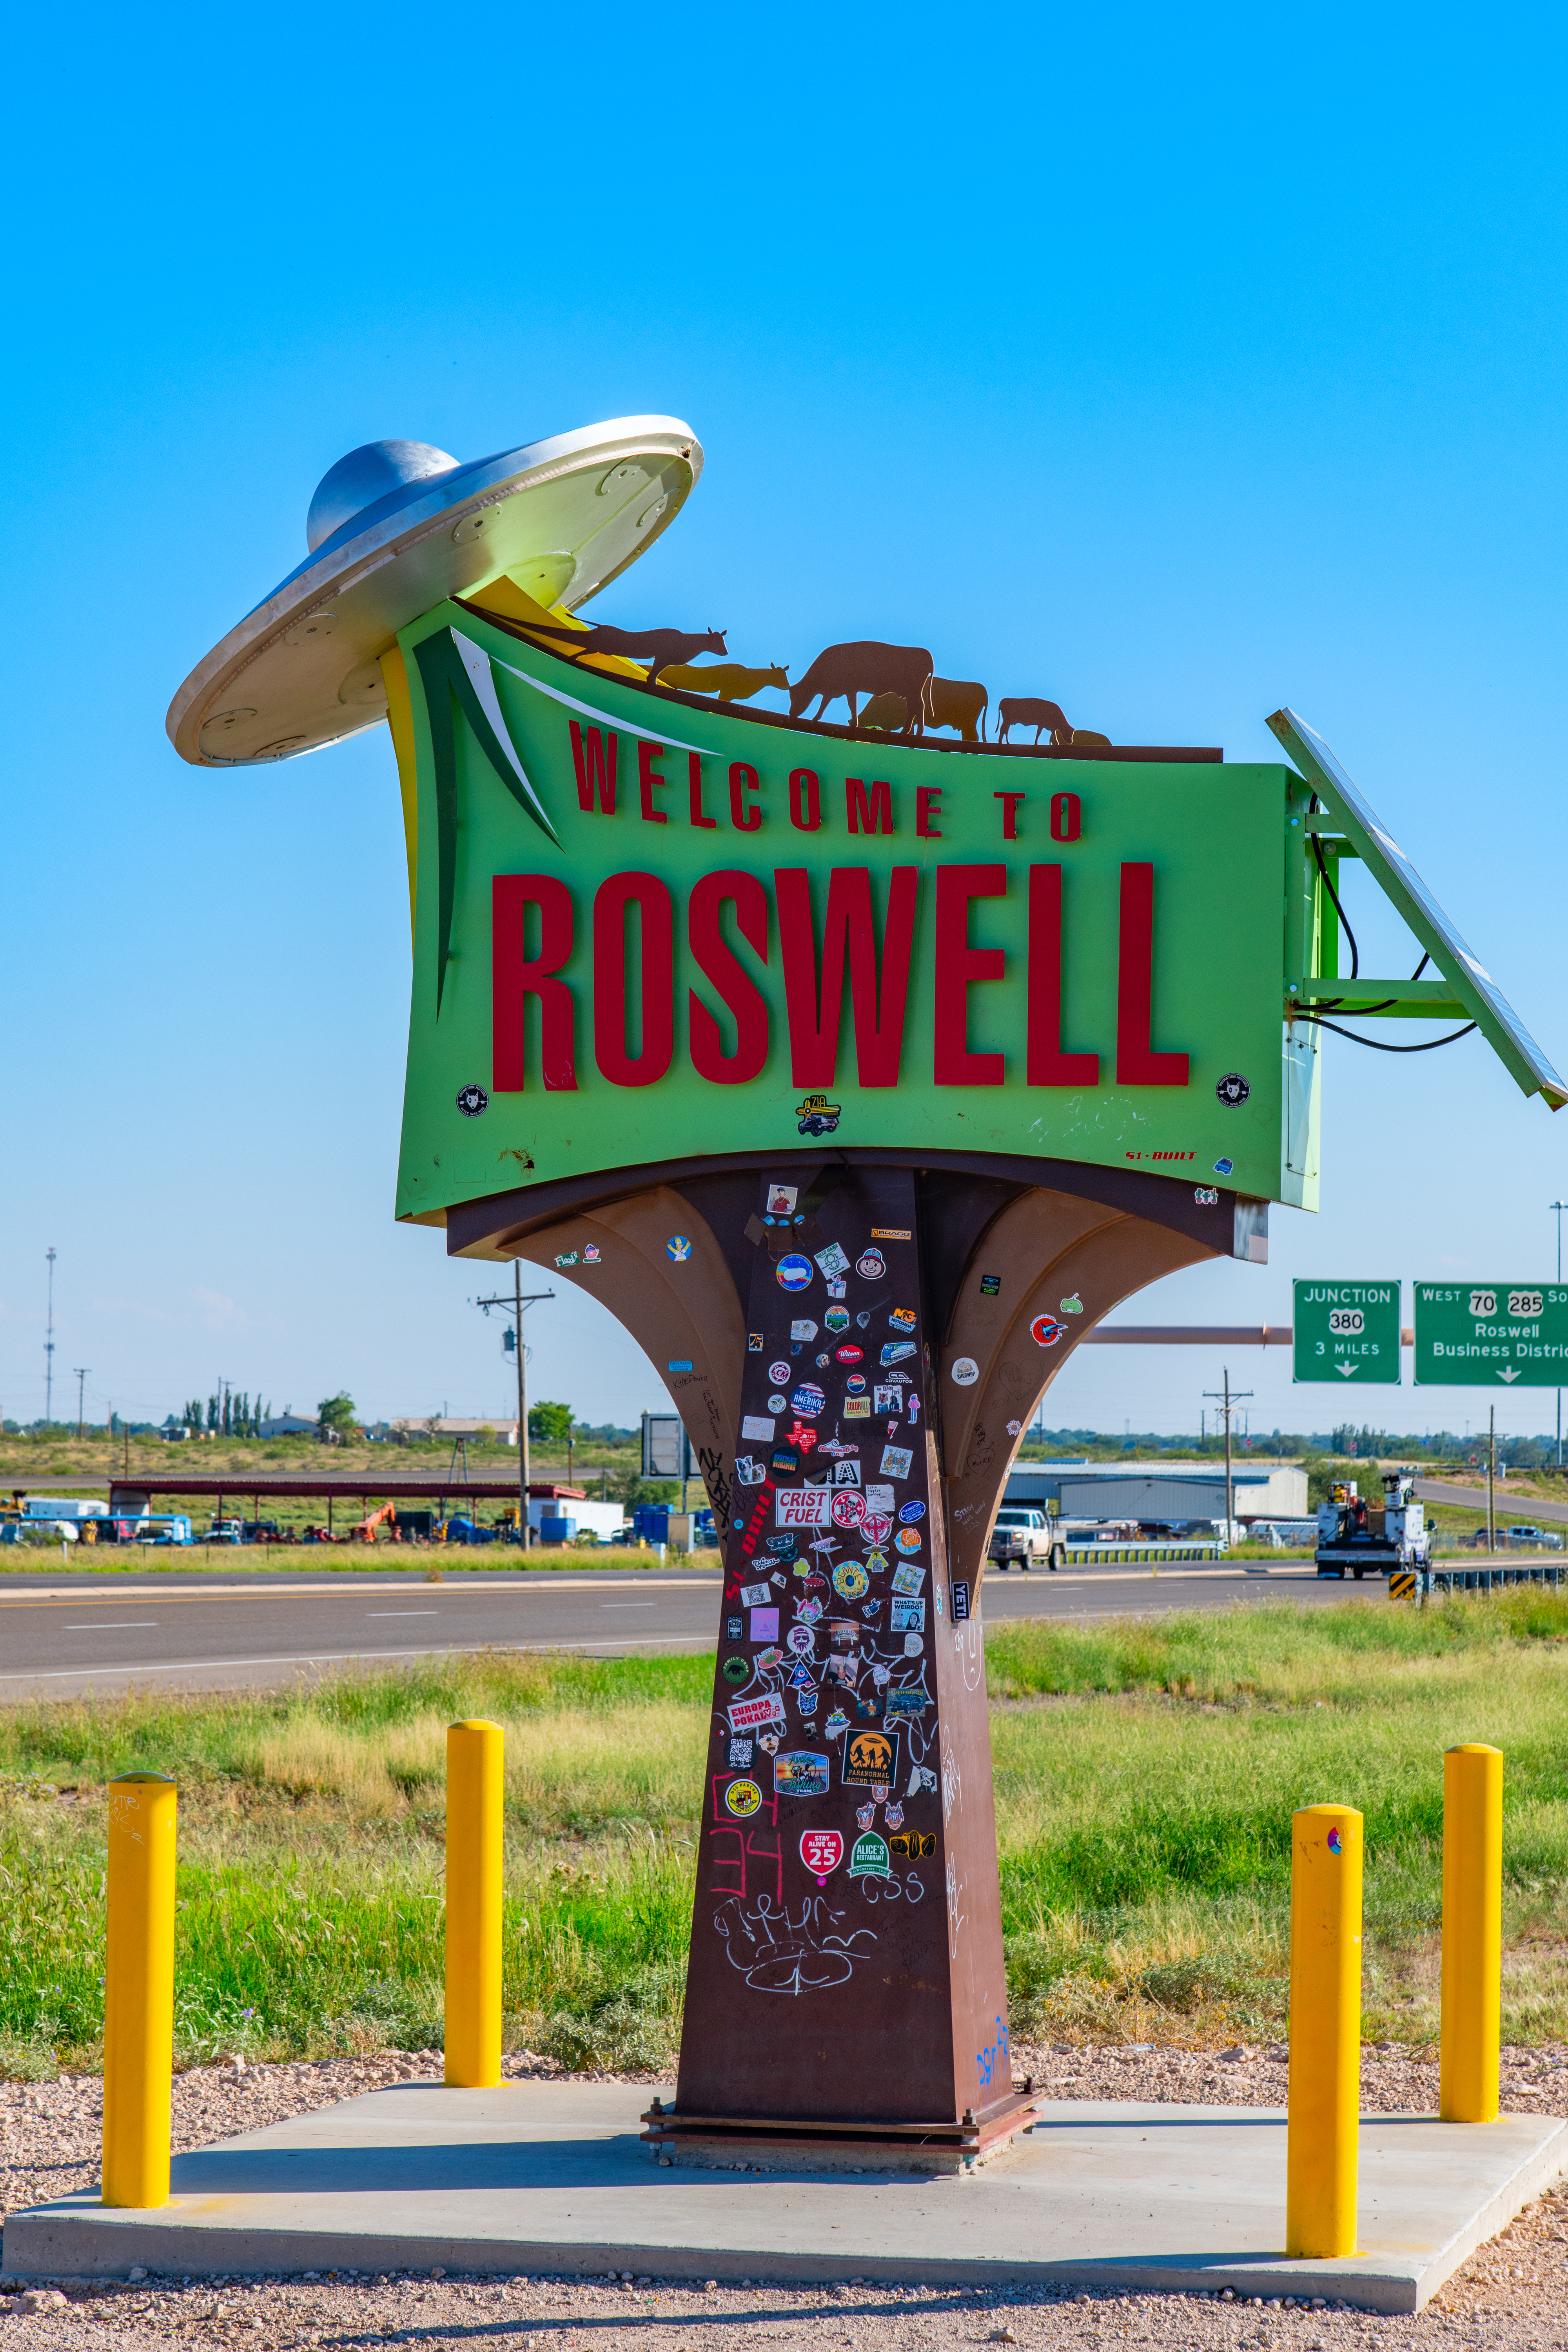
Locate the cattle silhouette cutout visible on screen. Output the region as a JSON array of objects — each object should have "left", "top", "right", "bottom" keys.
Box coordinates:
[
  {"left": 923, "top": 677, "right": 988, "bottom": 742},
  {"left": 997, "top": 696, "right": 1073, "bottom": 746},
  {"left": 788, "top": 641, "right": 933, "bottom": 734},
  {"left": 656, "top": 660, "right": 789, "bottom": 703},
  {"left": 857, "top": 691, "right": 908, "bottom": 733},
  {"left": 528, "top": 620, "right": 728, "bottom": 675}
]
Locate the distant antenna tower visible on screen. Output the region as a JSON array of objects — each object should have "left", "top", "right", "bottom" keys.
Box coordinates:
[{"left": 44, "top": 1247, "right": 56, "bottom": 1425}]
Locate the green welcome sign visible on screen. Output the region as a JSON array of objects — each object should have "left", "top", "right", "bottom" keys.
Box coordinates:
[{"left": 394, "top": 604, "right": 1297, "bottom": 1223}]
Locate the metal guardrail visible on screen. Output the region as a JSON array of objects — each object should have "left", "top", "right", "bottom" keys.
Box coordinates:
[
  {"left": 1051, "top": 1541, "right": 1226, "bottom": 1566},
  {"left": 1425, "top": 1562, "right": 1566, "bottom": 1594}
]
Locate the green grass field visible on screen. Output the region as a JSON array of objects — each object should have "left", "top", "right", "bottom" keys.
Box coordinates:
[{"left": 3, "top": 1592, "right": 1566, "bottom": 2080}]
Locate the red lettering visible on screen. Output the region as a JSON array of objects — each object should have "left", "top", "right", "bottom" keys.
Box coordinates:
[
  {"left": 934, "top": 866, "right": 1006, "bottom": 1085},
  {"left": 775, "top": 867, "right": 919, "bottom": 1087},
  {"left": 729, "top": 762, "right": 762, "bottom": 831},
  {"left": 995, "top": 791, "right": 1025, "bottom": 840},
  {"left": 688, "top": 871, "right": 770, "bottom": 1084},
  {"left": 688, "top": 751, "right": 716, "bottom": 829},
  {"left": 789, "top": 768, "right": 822, "bottom": 832},
  {"left": 846, "top": 777, "right": 893, "bottom": 834},
  {"left": 1050, "top": 791, "right": 1081, "bottom": 843},
  {"left": 638, "top": 740, "right": 668, "bottom": 824},
  {"left": 593, "top": 872, "right": 674, "bottom": 1085},
  {"left": 492, "top": 875, "right": 577, "bottom": 1091},
  {"left": 1116, "top": 862, "right": 1188, "bottom": 1086},
  {"left": 569, "top": 721, "right": 616, "bottom": 815},
  {"left": 916, "top": 786, "right": 942, "bottom": 839},
  {"left": 1026, "top": 865, "right": 1098, "bottom": 1087}
]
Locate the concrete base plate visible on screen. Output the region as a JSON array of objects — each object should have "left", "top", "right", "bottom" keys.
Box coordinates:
[{"left": 5, "top": 2080, "right": 1564, "bottom": 2314}]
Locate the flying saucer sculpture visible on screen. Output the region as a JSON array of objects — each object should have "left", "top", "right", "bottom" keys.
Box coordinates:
[{"left": 166, "top": 416, "right": 701, "bottom": 767}]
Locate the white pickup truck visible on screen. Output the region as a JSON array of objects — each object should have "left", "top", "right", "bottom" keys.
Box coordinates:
[{"left": 987, "top": 1506, "right": 1057, "bottom": 1570}]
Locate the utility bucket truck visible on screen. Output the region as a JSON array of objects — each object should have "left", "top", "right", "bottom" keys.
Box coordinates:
[{"left": 1315, "top": 1472, "right": 1430, "bottom": 1579}]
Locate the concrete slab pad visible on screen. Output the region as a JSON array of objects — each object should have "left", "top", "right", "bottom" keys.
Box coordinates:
[{"left": 5, "top": 2080, "right": 1563, "bottom": 2314}]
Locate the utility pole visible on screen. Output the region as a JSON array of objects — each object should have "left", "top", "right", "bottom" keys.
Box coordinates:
[
  {"left": 474, "top": 1273, "right": 554, "bottom": 1549},
  {"left": 1552, "top": 1201, "right": 1567, "bottom": 1472},
  {"left": 74, "top": 1368, "right": 89, "bottom": 1442},
  {"left": 44, "top": 1247, "right": 56, "bottom": 1426},
  {"left": 1203, "top": 1369, "right": 1253, "bottom": 1546},
  {"left": 1488, "top": 1404, "right": 1496, "bottom": 1553}
]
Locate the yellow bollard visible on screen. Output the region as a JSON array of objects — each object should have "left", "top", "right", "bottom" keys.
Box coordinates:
[
  {"left": 103, "top": 1773, "right": 178, "bottom": 2208},
  {"left": 1441, "top": 1743, "right": 1503, "bottom": 2123},
  {"left": 1286, "top": 1803, "right": 1363, "bottom": 2259},
  {"left": 445, "top": 1720, "right": 504, "bottom": 2087}
]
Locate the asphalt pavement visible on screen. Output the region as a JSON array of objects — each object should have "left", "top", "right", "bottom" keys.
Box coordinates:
[
  {"left": 0, "top": 1558, "right": 1358, "bottom": 1700},
  {"left": 1414, "top": 1477, "right": 1568, "bottom": 1525}
]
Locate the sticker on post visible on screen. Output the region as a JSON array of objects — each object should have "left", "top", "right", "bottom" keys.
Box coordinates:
[
  {"left": 724, "top": 1778, "right": 762, "bottom": 1817},
  {"left": 777, "top": 1256, "right": 813, "bottom": 1291},
  {"left": 841, "top": 1726, "right": 900, "bottom": 1786},
  {"left": 891, "top": 1563, "right": 926, "bottom": 1597},
  {"left": 880, "top": 1445, "right": 914, "bottom": 1479},
  {"left": 741, "top": 1415, "right": 776, "bottom": 1441},
  {"left": 951, "top": 1581, "right": 970, "bottom": 1622},
  {"left": 740, "top": 1580, "right": 773, "bottom": 1607},
  {"left": 848, "top": 1831, "right": 891, "bottom": 1879},
  {"left": 775, "top": 1750, "right": 829, "bottom": 1798},
  {"left": 880, "top": 1342, "right": 916, "bottom": 1366},
  {"left": 815, "top": 1242, "right": 851, "bottom": 1280},
  {"left": 800, "top": 1828, "right": 843, "bottom": 1884},
  {"left": 950, "top": 1356, "right": 980, "bottom": 1387},
  {"left": 776, "top": 1488, "right": 834, "bottom": 1528},
  {"left": 727, "top": 1691, "right": 787, "bottom": 1732},
  {"left": 766, "top": 1185, "right": 799, "bottom": 1217}
]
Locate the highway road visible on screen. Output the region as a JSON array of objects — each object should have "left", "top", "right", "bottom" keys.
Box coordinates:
[
  {"left": 0, "top": 1559, "right": 1361, "bottom": 1700},
  {"left": 1415, "top": 1478, "right": 1568, "bottom": 1526}
]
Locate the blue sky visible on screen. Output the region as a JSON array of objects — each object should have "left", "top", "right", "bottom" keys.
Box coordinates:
[{"left": 3, "top": 3, "right": 1566, "bottom": 1439}]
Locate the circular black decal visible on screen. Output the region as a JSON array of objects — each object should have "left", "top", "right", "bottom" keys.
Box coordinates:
[
  {"left": 722, "top": 1656, "right": 750, "bottom": 1684},
  {"left": 1215, "top": 1073, "right": 1250, "bottom": 1108},
  {"left": 456, "top": 1083, "right": 489, "bottom": 1118}
]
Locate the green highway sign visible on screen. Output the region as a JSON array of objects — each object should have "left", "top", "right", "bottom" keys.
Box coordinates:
[
  {"left": 1293, "top": 1279, "right": 1401, "bottom": 1383},
  {"left": 1413, "top": 1283, "right": 1568, "bottom": 1385}
]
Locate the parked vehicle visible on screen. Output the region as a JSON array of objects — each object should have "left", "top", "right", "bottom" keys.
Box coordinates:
[
  {"left": 1472, "top": 1523, "right": 1566, "bottom": 1550},
  {"left": 987, "top": 1506, "right": 1055, "bottom": 1570},
  {"left": 1316, "top": 1473, "right": 1429, "bottom": 1579}
]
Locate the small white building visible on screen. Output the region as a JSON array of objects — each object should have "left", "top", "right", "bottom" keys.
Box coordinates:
[{"left": 390, "top": 1416, "right": 519, "bottom": 1445}]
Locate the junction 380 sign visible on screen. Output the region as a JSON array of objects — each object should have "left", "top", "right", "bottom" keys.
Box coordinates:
[{"left": 1413, "top": 1283, "right": 1568, "bottom": 1386}]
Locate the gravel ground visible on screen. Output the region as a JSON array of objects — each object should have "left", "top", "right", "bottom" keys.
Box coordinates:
[{"left": 2, "top": 2047, "right": 1565, "bottom": 2348}]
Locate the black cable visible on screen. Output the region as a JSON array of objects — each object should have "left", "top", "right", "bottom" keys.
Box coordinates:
[
  {"left": 1295, "top": 1014, "right": 1477, "bottom": 1053},
  {"left": 1310, "top": 832, "right": 1359, "bottom": 982},
  {"left": 1410, "top": 951, "right": 1430, "bottom": 981}
]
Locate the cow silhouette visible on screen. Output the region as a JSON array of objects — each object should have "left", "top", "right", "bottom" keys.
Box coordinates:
[
  {"left": 656, "top": 661, "right": 789, "bottom": 703},
  {"left": 527, "top": 620, "right": 727, "bottom": 675},
  {"left": 997, "top": 696, "right": 1073, "bottom": 746},
  {"left": 923, "top": 677, "right": 988, "bottom": 742},
  {"left": 857, "top": 691, "right": 908, "bottom": 732},
  {"left": 788, "top": 641, "right": 933, "bottom": 734}
]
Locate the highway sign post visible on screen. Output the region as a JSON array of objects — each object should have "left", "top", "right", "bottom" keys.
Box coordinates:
[
  {"left": 1293, "top": 1281, "right": 1401, "bottom": 1383},
  {"left": 1414, "top": 1283, "right": 1568, "bottom": 1385}
]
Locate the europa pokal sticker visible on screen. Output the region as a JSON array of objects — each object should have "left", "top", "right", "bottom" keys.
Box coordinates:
[{"left": 801, "top": 1830, "right": 844, "bottom": 1887}]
